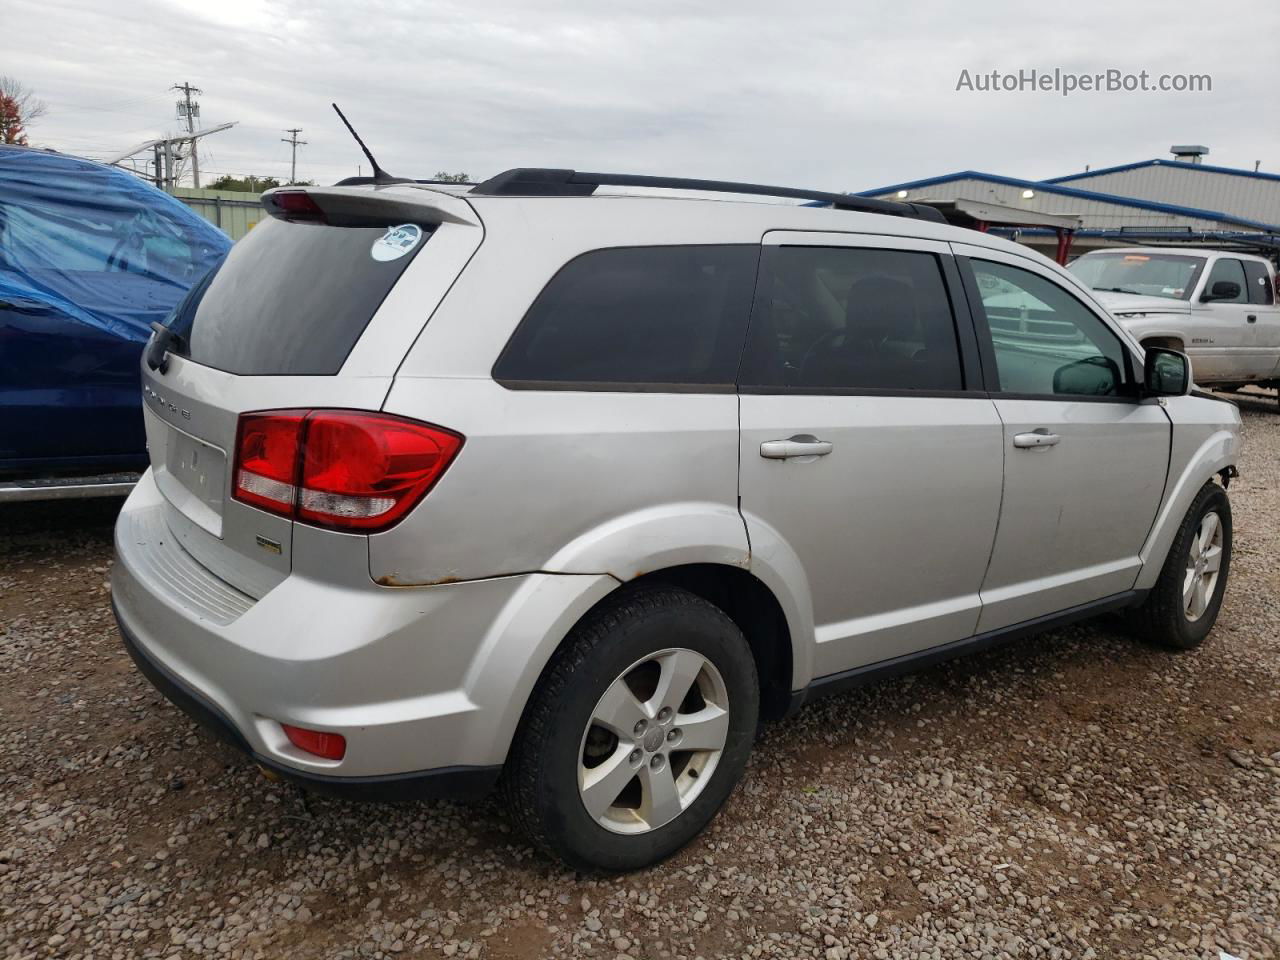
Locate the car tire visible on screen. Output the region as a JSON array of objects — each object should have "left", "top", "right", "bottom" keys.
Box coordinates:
[
  {"left": 503, "top": 584, "right": 759, "bottom": 873},
  {"left": 1128, "top": 482, "right": 1232, "bottom": 650}
]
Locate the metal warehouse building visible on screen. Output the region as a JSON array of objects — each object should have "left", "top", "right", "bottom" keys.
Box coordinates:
[{"left": 859, "top": 147, "right": 1280, "bottom": 264}]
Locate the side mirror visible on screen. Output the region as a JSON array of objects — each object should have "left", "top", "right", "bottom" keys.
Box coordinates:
[
  {"left": 1143, "top": 347, "right": 1191, "bottom": 397},
  {"left": 1052, "top": 355, "right": 1122, "bottom": 396},
  {"left": 1201, "top": 280, "right": 1241, "bottom": 302}
]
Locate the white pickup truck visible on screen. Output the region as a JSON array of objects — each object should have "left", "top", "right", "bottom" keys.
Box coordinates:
[{"left": 1069, "top": 247, "right": 1280, "bottom": 402}]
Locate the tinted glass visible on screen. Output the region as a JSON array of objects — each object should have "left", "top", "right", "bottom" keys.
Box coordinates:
[
  {"left": 971, "top": 260, "right": 1129, "bottom": 397},
  {"left": 1204, "top": 258, "right": 1248, "bottom": 303},
  {"left": 170, "top": 217, "right": 431, "bottom": 375},
  {"left": 493, "top": 245, "right": 758, "bottom": 387},
  {"left": 1242, "top": 261, "right": 1275, "bottom": 305},
  {"left": 738, "top": 246, "right": 963, "bottom": 391}
]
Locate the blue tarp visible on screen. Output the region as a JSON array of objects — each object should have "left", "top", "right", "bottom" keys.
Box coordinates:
[{"left": 0, "top": 145, "right": 230, "bottom": 343}]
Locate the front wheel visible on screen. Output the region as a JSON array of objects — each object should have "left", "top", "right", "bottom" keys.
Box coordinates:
[
  {"left": 504, "top": 585, "right": 759, "bottom": 872},
  {"left": 1128, "top": 482, "right": 1232, "bottom": 650}
]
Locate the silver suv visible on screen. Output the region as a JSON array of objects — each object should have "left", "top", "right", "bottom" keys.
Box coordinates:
[{"left": 113, "top": 169, "right": 1241, "bottom": 872}]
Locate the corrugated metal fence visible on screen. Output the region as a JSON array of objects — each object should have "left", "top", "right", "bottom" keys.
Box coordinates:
[{"left": 173, "top": 188, "right": 263, "bottom": 241}]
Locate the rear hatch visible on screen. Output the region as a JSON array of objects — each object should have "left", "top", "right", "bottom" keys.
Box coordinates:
[{"left": 138, "top": 185, "right": 482, "bottom": 598}]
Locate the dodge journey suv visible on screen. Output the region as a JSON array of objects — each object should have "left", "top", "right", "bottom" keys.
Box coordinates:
[{"left": 113, "top": 168, "right": 1241, "bottom": 872}]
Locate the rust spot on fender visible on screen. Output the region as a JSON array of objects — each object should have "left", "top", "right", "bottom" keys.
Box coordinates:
[{"left": 374, "top": 574, "right": 463, "bottom": 587}]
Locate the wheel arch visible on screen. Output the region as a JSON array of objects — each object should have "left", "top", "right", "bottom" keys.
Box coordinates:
[
  {"left": 489, "top": 560, "right": 803, "bottom": 775},
  {"left": 1135, "top": 423, "right": 1239, "bottom": 591},
  {"left": 631, "top": 564, "right": 796, "bottom": 722},
  {"left": 1139, "top": 334, "right": 1187, "bottom": 352}
]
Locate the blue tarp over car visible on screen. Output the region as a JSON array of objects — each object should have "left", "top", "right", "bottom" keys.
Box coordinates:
[{"left": 0, "top": 146, "right": 231, "bottom": 477}]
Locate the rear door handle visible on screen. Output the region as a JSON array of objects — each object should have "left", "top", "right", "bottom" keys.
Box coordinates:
[
  {"left": 1013, "top": 430, "right": 1061, "bottom": 449},
  {"left": 1247, "top": 314, "right": 1257, "bottom": 323},
  {"left": 760, "top": 435, "right": 834, "bottom": 460}
]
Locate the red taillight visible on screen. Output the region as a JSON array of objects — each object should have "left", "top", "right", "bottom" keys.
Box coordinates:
[
  {"left": 281, "top": 724, "right": 346, "bottom": 761},
  {"left": 297, "top": 412, "right": 463, "bottom": 530},
  {"left": 266, "top": 190, "right": 326, "bottom": 222},
  {"left": 234, "top": 411, "right": 305, "bottom": 515},
  {"left": 232, "top": 410, "right": 463, "bottom": 532}
]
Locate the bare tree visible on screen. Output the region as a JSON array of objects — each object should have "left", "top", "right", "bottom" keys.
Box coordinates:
[{"left": 0, "top": 76, "right": 48, "bottom": 145}]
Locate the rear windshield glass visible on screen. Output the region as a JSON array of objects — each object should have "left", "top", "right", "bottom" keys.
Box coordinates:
[{"left": 168, "top": 217, "right": 431, "bottom": 375}]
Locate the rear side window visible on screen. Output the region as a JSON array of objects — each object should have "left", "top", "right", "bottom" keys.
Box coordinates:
[
  {"left": 737, "top": 246, "right": 964, "bottom": 392},
  {"left": 1242, "top": 261, "right": 1275, "bottom": 305},
  {"left": 169, "top": 217, "right": 431, "bottom": 375},
  {"left": 493, "top": 245, "right": 759, "bottom": 389}
]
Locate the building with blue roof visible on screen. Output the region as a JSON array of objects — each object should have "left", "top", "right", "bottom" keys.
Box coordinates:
[{"left": 858, "top": 147, "right": 1280, "bottom": 263}]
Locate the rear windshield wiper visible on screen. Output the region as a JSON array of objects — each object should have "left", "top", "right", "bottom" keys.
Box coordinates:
[{"left": 146, "top": 321, "right": 184, "bottom": 374}]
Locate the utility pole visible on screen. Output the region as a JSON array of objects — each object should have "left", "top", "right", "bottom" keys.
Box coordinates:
[
  {"left": 172, "top": 82, "right": 202, "bottom": 188},
  {"left": 282, "top": 128, "right": 307, "bottom": 184}
]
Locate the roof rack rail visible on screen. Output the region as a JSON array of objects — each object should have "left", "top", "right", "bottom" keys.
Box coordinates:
[
  {"left": 332, "top": 176, "right": 474, "bottom": 187},
  {"left": 469, "top": 168, "right": 945, "bottom": 223}
]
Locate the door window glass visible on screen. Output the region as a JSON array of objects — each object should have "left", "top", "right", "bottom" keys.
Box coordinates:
[
  {"left": 737, "top": 246, "right": 964, "bottom": 391},
  {"left": 1204, "top": 259, "right": 1248, "bottom": 303},
  {"left": 970, "top": 260, "right": 1129, "bottom": 397}
]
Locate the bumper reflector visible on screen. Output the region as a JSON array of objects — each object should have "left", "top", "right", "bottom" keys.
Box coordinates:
[{"left": 281, "top": 723, "right": 347, "bottom": 761}]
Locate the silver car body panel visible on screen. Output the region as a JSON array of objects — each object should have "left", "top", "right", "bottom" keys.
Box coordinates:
[
  {"left": 372, "top": 378, "right": 746, "bottom": 585},
  {"left": 112, "top": 189, "right": 1242, "bottom": 784},
  {"left": 740, "top": 392, "right": 1004, "bottom": 677},
  {"left": 1133, "top": 394, "right": 1240, "bottom": 591},
  {"left": 114, "top": 471, "right": 615, "bottom": 774}
]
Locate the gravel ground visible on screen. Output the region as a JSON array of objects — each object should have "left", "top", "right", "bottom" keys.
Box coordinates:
[{"left": 2, "top": 392, "right": 1278, "bottom": 960}]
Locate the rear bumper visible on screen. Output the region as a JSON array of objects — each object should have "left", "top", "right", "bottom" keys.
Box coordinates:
[
  {"left": 115, "top": 604, "right": 501, "bottom": 800},
  {"left": 112, "top": 470, "right": 616, "bottom": 790}
]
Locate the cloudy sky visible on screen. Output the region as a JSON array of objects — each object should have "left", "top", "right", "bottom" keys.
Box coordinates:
[{"left": 6, "top": 0, "right": 1278, "bottom": 192}]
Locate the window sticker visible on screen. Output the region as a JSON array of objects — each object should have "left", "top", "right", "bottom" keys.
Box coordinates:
[{"left": 370, "top": 224, "right": 422, "bottom": 262}]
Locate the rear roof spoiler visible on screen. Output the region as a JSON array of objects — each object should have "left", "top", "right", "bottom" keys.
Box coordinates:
[
  {"left": 470, "top": 168, "right": 945, "bottom": 223},
  {"left": 261, "top": 184, "right": 479, "bottom": 227}
]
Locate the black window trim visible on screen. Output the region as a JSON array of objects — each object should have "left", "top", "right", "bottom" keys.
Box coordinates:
[
  {"left": 1240, "top": 259, "right": 1275, "bottom": 307},
  {"left": 494, "top": 379, "right": 738, "bottom": 394},
  {"left": 492, "top": 242, "right": 763, "bottom": 393},
  {"left": 734, "top": 243, "right": 987, "bottom": 398},
  {"left": 957, "top": 254, "right": 1143, "bottom": 404}
]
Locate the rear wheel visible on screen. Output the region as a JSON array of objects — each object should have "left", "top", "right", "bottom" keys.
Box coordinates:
[
  {"left": 504, "top": 585, "right": 759, "bottom": 872},
  {"left": 1128, "top": 482, "right": 1232, "bottom": 650}
]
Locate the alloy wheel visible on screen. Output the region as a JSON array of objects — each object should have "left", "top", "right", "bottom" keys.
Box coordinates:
[
  {"left": 1183, "top": 511, "right": 1224, "bottom": 622},
  {"left": 577, "top": 648, "right": 730, "bottom": 835}
]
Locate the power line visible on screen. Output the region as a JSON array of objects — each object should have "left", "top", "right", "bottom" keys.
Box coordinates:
[{"left": 281, "top": 127, "right": 307, "bottom": 184}]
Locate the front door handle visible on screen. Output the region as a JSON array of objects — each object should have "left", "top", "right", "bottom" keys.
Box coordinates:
[
  {"left": 1013, "top": 430, "right": 1061, "bottom": 449},
  {"left": 760, "top": 435, "right": 834, "bottom": 460},
  {"left": 1247, "top": 314, "right": 1257, "bottom": 323}
]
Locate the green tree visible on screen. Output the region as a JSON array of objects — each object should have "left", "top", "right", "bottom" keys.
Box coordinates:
[
  {"left": 432, "top": 171, "right": 471, "bottom": 183},
  {"left": 208, "top": 174, "right": 282, "bottom": 192}
]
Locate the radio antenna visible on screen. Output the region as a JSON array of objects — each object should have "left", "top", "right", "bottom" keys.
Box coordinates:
[{"left": 331, "top": 103, "right": 407, "bottom": 184}]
